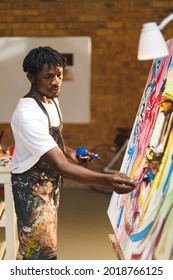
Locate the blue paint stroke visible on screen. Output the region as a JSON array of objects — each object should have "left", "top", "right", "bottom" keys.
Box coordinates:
[
  {"left": 130, "top": 190, "right": 133, "bottom": 200},
  {"left": 162, "top": 154, "right": 173, "bottom": 196},
  {"left": 166, "top": 56, "right": 173, "bottom": 72},
  {"left": 142, "top": 168, "right": 155, "bottom": 183},
  {"left": 128, "top": 145, "right": 135, "bottom": 158},
  {"left": 116, "top": 202, "right": 124, "bottom": 228},
  {"left": 153, "top": 58, "right": 163, "bottom": 78},
  {"left": 130, "top": 222, "right": 153, "bottom": 242},
  {"left": 126, "top": 144, "right": 138, "bottom": 174}
]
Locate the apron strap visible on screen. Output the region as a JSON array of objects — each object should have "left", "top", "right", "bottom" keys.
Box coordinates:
[
  {"left": 24, "top": 89, "right": 63, "bottom": 129},
  {"left": 25, "top": 90, "right": 52, "bottom": 127}
]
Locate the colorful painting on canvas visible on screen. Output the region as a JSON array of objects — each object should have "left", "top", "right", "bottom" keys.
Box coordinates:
[{"left": 108, "top": 38, "right": 173, "bottom": 260}]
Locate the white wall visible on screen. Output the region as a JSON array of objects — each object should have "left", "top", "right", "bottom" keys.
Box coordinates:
[{"left": 0, "top": 37, "right": 91, "bottom": 123}]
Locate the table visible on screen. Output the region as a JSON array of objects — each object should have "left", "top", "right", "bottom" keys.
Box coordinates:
[{"left": 0, "top": 162, "right": 18, "bottom": 260}]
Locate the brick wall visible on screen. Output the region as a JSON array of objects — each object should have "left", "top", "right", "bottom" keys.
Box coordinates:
[{"left": 0, "top": 0, "right": 173, "bottom": 150}]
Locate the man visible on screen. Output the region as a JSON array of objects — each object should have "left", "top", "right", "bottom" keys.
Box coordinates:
[{"left": 10, "top": 46, "right": 136, "bottom": 260}]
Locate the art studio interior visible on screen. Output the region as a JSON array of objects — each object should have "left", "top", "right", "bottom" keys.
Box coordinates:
[{"left": 1, "top": 0, "right": 173, "bottom": 260}]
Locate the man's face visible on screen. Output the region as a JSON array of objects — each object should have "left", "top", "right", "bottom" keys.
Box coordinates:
[{"left": 30, "top": 63, "right": 63, "bottom": 100}]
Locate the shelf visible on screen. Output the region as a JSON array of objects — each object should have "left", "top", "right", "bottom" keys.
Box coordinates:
[
  {"left": 0, "top": 200, "right": 5, "bottom": 217},
  {"left": 0, "top": 240, "right": 6, "bottom": 260},
  {"left": 0, "top": 201, "right": 5, "bottom": 227},
  {"left": 0, "top": 164, "right": 19, "bottom": 259}
]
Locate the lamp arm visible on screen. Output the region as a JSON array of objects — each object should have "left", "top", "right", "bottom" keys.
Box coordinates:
[{"left": 158, "top": 13, "right": 173, "bottom": 30}]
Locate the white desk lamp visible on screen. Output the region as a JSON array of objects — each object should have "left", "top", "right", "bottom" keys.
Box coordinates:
[{"left": 138, "top": 13, "right": 173, "bottom": 60}]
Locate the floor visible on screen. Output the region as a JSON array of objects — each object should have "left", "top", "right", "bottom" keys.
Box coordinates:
[{"left": 58, "top": 181, "right": 116, "bottom": 260}]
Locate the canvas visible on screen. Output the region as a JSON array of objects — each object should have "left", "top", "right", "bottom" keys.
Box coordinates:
[{"left": 108, "top": 38, "right": 173, "bottom": 260}]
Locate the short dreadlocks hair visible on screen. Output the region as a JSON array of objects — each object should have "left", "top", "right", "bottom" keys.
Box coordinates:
[{"left": 23, "top": 46, "right": 66, "bottom": 75}]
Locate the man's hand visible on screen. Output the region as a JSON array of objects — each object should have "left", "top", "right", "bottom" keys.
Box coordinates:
[
  {"left": 65, "top": 147, "right": 80, "bottom": 164},
  {"left": 110, "top": 172, "right": 136, "bottom": 194}
]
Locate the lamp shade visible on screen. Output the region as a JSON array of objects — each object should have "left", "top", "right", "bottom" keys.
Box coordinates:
[{"left": 137, "top": 22, "right": 169, "bottom": 60}]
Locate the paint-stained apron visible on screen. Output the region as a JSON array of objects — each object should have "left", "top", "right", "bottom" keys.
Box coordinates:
[{"left": 11, "top": 90, "right": 65, "bottom": 260}]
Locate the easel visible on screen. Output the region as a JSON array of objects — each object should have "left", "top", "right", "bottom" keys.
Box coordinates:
[{"left": 108, "top": 234, "right": 124, "bottom": 260}]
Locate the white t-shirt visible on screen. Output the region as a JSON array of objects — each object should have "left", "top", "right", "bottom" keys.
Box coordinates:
[{"left": 10, "top": 97, "right": 62, "bottom": 174}]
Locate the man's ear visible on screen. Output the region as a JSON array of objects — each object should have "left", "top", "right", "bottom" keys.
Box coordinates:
[{"left": 27, "top": 73, "right": 35, "bottom": 84}]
